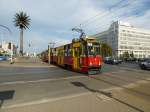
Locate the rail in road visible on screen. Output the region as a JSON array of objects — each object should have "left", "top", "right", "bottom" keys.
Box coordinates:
[
  {"left": 0, "top": 62, "right": 150, "bottom": 112},
  {"left": 1, "top": 69, "right": 150, "bottom": 112},
  {"left": 103, "top": 63, "right": 150, "bottom": 75}
]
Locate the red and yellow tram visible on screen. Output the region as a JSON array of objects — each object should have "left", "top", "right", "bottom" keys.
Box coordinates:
[{"left": 49, "top": 37, "right": 103, "bottom": 74}]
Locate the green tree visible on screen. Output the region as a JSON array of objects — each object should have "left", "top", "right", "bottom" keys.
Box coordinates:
[
  {"left": 13, "top": 11, "right": 30, "bottom": 55},
  {"left": 130, "top": 51, "right": 134, "bottom": 58},
  {"left": 123, "top": 51, "right": 129, "bottom": 59},
  {"left": 100, "top": 43, "right": 112, "bottom": 57},
  {"left": 0, "top": 51, "right": 2, "bottom": 56}
]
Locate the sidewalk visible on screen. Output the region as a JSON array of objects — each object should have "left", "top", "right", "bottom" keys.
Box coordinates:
[{"left": 0, "top": 57, "right": 52, "bottom": 68}]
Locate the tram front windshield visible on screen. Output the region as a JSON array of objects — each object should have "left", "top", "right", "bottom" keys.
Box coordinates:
[{"left": 88, "top": 43, "right": 100, "bottom": 56}]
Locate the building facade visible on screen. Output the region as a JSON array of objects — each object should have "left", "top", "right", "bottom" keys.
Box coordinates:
[
  {"left": 0, "top": 41, "right": 17, "bottom": 55},
  {"left": 92, "top": 21, "right": 150, "bottom": 58}
]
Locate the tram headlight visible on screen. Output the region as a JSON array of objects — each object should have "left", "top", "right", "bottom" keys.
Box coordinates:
[
  {"left": 99, "top": 62, "right": 101, "bottom": 65},
  {"left": 89, "top": 62, "right": 92, "bottom": 66}
]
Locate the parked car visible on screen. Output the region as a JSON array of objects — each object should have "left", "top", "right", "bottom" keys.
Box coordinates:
[
  {"left": 126, "top": 58, "right": 136, "bottom": 62},
  {"left": 111, "top": 58, "right": 122, "bottom": 64},
  {"left": 104, "top": 57, "right": 111, "bottom": 64},
  {"left": 104, "top": 57, "right": 122, "bottom": 65},
  {"left": 117, "top": 58, "right": 123, "bottom": 64},
  {"left": 139, "top": 59, "right": 150, "bottom": 70},
  {"left": 138, "top": 58, "right": 148, "bottom": 63},
  {"left": 0, "top": 56, "right": 7, "bottom": 61}
]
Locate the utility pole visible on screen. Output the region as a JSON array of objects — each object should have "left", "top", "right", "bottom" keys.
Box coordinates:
[{"left": 48, "top": 42, "right": 55, "bottom": 64}]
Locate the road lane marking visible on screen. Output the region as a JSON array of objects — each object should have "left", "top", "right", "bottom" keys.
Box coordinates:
[
  {"left": 118, "top": 66, "right": 150, "bottom": 74},
  {"left": 0, "top": 70, "right": 125, "bottom": 86},
  {"left": 103, "top": 71, "right": 150, "bottom": 84},
  {"left": 0, "top": 75, "right": 86, "bottom": 86},
  {"left": 1, "top": 86, "right": 120, "bottom": 109},
  {"left": 105, "top": 63, "right": 150, "bottom": 74},
  {"left": 95, "top": 93, "right": 112, "bottom": 101},
  {"left": 2, "top": 92, "right": 92, "bottom": 109},
  {"left": 2, "top": 88, "right": 116, "bottom": 109},
  {"left": 0, "top": 69, "right": 68, "bottom": 76},
  {"left": 0, "top": 64, "right": 51, "bottom": 68},
  {"left": 0, "top": 71, "right": 51, "bottom": 76},
  {"left": 88, "top": 72, "right": 150, "bottom": 92}
]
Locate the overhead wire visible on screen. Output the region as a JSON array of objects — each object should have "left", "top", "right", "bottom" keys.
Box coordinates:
[
  {"left": 76, "top": 0, "right": 131, "bottom": 28},
  {"left": 83, "top": 0, "right": 140, "bottom": 35},
  {"left": 84, "top": 0, "right": 138, "bottom": 30}
]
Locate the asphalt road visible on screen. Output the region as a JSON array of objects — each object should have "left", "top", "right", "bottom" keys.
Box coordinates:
[{"left": 0, "top": 58, "right": 150, "bottom": 112}]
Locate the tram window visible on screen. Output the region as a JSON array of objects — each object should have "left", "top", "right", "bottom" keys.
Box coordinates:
[
  {"left": 94, "top": 46, "right": 100, "bottom": 55},
  {"left": 74, "top": 49, "right": 78, "bottom": 57},
  {"left": 68, "top": 49, "right": 72, "bottom": 56},
  {"left": 58, "top": 50, "right": 63, "bottom": 56},
  {"left": 74, "top": 48, "right": 80, "bottom": 57},
  {"left": 55, "top": 51, "right": 58, "bottom": 56},
  {"left": 61, "top": 51, "right": 64, "bottom": 56},
  {"left": 88, "top": 44, "right": 100, "bottom": 56},
  {"left": 69, "top": 49, "right": 73, "bottom": 56},
  {"left": 64, "top": 51, "right": 67, "bottom": 56},
  {"left": 58, "top": 50, "right": 60, "bottom": 56},
  {"left": 88, "top": 46, "right": 94, "bottom": 55},
  {"left": 81, "top": 44, "right": 87, "bottom": 56},
  {"left": 66, "top": 50, "right": 70, "bottom": 56}
]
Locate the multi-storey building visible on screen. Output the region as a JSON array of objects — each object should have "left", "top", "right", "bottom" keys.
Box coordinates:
[
  {"left": 0, "top": 41, "right": 17, "bottom": 55},
  {"left": 92, "top": 21, "right": 150, "bottom": 58}
]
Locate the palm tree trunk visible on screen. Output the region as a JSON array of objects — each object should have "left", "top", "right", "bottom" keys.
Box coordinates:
[{"left": 20, "top": 28, "right": 23, "bottom": 56}]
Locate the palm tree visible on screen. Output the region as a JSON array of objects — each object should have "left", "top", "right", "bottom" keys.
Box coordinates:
[{"left": 13, "top": 11, "right": 30, "bottom": 55}]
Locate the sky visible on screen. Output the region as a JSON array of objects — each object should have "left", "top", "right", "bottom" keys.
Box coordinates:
[{"left": 0, "top": 0, "right": 150, "bottom": 53}]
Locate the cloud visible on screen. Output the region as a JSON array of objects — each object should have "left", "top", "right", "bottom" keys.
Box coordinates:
[
  {"left": 81, "top": 0, "right": 150, "bottom": 34},
  {"left": 0, "top": 0, "right": 150, "bottom": 53},
  {"left": 23, "top": 31, "right": 71, "bottom": 53}
]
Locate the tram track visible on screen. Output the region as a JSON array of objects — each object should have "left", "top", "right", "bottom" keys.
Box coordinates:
[{"left": 88, "top": 74, "right": 150, "bottom": 100}]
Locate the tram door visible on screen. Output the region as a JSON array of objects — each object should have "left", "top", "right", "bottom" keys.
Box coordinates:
[{"left": 73, "top": 47, "right": 81, "bottom": 70}]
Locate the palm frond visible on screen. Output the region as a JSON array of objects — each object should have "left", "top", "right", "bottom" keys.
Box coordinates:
[{"left": 13, "top": 11, "right": 30, "bottom": 29}]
